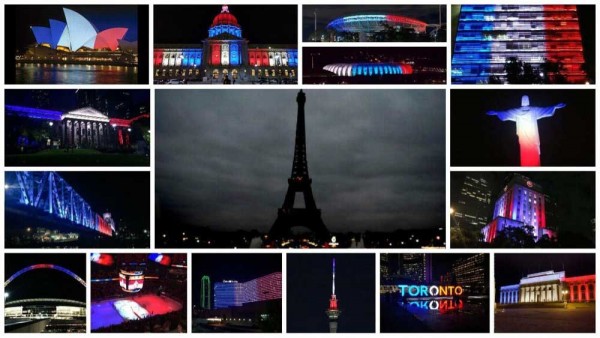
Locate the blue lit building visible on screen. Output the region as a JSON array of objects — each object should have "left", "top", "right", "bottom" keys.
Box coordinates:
[
  {"left": 154, "top": 5, "right": 297, "bottom": 82},
  {"left": 452, "top": 5, "right": 587, "bottom": 84}
]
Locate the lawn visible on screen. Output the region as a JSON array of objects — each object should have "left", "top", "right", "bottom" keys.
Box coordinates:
[{"left": 6, "top": 149, "right": 149, "bottom": 166}]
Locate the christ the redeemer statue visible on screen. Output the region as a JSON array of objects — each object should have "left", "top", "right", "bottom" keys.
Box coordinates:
[{"left": 487, "top": 95, "right": 565, "bottom": 166}]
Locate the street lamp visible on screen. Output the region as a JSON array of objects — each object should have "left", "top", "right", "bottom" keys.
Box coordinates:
[{"left": 562, "top": 290, "right": 568, "bottom": 308}]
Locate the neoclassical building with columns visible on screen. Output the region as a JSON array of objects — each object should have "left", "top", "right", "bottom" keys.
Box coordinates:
[
  {"left": 499, "top": 270, "right": 595, "bottom": 305},
  {"left": 154, "top": 5, "right": 297, "bottom": 83}
]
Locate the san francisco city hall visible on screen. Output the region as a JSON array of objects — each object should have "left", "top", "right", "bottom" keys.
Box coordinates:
[{"left": 154, "top": 5, "right": 298, "bottom": 83}]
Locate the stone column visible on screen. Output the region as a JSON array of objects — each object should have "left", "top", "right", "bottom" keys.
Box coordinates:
[{"left": 570, "top": 284, "right": 575, "bottom": 302}]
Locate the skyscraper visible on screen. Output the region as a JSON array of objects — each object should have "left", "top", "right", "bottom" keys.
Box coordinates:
[
  {"left": 400, "top": 254, "right": 432, "bottom": 284},
  {"left": 451, "top": 253, "right": 488, "bottom": 295},
  {"left": 201, "top": 275, "right": 211, "bottom": 309},
  {"left": 452, "top": 5, "right": 587, "bottom": 84},
  {"left": 452, "top": 174, "right": 492, "bottom": 230},
  {"left": 482, "top": 174, "right": 553, "bottom": 242},
  {"left": 325, "top": 258, "right": 341, "bottom": 333}
]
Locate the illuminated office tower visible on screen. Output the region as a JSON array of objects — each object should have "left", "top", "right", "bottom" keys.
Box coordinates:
[
  {"left": 213, "top": 272, "right": 282, "bottom": 309},
  {"left": 325, "top": 258, "right": 341, "bottom": 333},
  {"left": 481, "top": 174, "right": 554, "bottom": 243},
  {"left": 452, "top": 5, "right": 587, "bottom": 84},
  {"left": 201, "top": 275, "right": 211, "bottom": 309}
]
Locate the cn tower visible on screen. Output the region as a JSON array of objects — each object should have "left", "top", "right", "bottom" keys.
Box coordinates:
[{"left": 325, "top": 258, "right": 341, "bottom": 333}]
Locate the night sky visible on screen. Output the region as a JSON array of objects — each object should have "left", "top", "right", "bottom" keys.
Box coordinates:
[
  {"left": 4, "top": 253, "right": 86, "bottom": 302},
  {"left": 5, "top": 89, "right": 150, "bottom": 118},
  {"left": 192, "top": 254, "right": 281, "bottom": 308},
  {"left": 495, "top": 253, "right": 595, "bottom": 296},
  {"left": 8, "top": 5, "right": 140, "bottom": 49},
  {"left": 154, "top": 5, "right": 297, "bottom": 45},
  {"left": 59, "top": 172, "right": 150, "bottom": 233},
  {"left": 451, "top": 90, "right": 595, "bottom": 166},
  {"left": 304, "top": 47, "right": 447, "bottom": 72},
  {"left": 451, "top": 172, "right": 595, "bottom": 239},
  {"left": 287, "top": 254, "right": 375, "bottom": 333},
  {"left": 302, "top": 5, "right": 446, "bottom": 40},
  {"left": 156, "top": 89, "right": 445, "bottom": 233}
]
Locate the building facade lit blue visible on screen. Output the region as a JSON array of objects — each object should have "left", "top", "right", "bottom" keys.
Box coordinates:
[
  {"left": 154, "top": 5, "right": 297, "bottom": 82},
  {"left": 452, "top": 5, "right": 587, "bottom": 84}
]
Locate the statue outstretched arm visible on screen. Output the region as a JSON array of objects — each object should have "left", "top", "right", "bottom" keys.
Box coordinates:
[
  {"left": 486, "top": 108, "right": 519, "bottom": 121},
  {"left": 536, "top": 103, "right": 566, "bottom": 119}
]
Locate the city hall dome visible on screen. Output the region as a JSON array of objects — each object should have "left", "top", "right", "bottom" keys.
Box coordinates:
[{"left": 211, "top": 5, "right": 240, "bottom": 27}]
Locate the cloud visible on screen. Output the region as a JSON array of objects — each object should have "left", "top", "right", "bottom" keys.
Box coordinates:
[{"left": 156, "top": 89, "right": 445, "bottom": 232}]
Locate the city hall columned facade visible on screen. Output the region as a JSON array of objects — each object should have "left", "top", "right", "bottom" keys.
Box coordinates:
[
  {"left": 154, "top": 5, "right": 297, "bottom": 83},
  {"left": 499, "top": 270, "right": 595, "bottom": 305}
]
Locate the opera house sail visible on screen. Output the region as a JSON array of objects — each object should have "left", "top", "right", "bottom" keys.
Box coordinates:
[{"left": 19, "top": 7, "right": 137, "bottom": 66}]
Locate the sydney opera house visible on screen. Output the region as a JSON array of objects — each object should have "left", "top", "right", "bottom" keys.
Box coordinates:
[{"left": 17, "top": 8, "right": 137, "bottom": 66}]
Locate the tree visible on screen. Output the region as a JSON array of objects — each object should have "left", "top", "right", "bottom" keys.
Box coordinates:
[{"left": 491, "top": 225, "right": 536, "bottom": 248}]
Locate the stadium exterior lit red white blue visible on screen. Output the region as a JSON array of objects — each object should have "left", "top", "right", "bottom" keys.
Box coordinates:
[
  {"left": 154, "top": 5, "right": 298, "bottom": 82},
  {"left": 452, "top": 5, "right": 587, "bottom": 84},
  {"left": 323, "top": 63, "right": 413, "bottom": 77},
  {"left": 325, "top": 14, "right": 428, "bottom": 42},
  {"left": 19, "top": 8, "right": 137, "bottom": 66}
]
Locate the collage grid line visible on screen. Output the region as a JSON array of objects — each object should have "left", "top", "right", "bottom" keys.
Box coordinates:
[{"left": 0, "top": 0, "right": 597, "bottom": 336}]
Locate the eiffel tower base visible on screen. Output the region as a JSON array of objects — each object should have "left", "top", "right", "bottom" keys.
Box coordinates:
[{"left": 269, "top": 208, "right": 330, "bottom": 242}]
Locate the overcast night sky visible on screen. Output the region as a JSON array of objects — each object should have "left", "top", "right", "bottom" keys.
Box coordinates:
[
  {"left": 156, "top": 89, "right": 445, "bottom": 234},
  {"left": 302, "top": 5, "right": 447, "bottom": 41}
]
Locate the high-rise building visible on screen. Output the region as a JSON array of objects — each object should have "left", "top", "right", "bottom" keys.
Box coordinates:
[
  {"left": 452, "top": 253, "right": 488, "bottom": 295},
  {"left": 400, "top": 254, "right": 432, "bottom": 284},
  {"left": 453, "top": 175, "right": 492, "bottom": 230},
  {"left": 325, "top": 258, "right": 341, "bottom": 333},
  {"left": 482, "top": 174, "right": 554, "bottom": 242},
  {"left": 380, "top": 254, "right": 390, "bottom": 279},
  {"left": 201, "top": 275, "right": 211, "bottom": 309},
  {"left": 452, "top": 5, "right": 587, "bottom": 84},
  {"left": 213, "top": 272, "right": 282, "bottom": 309}
]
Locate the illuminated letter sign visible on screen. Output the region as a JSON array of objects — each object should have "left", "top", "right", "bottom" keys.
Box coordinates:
[{"left": 398, "top": 285, "right": 464, "bottom": 297}]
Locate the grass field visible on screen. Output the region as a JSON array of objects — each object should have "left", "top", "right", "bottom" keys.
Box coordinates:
[{"left": 6, "top": 149, "right": 149, "bottom": 166}]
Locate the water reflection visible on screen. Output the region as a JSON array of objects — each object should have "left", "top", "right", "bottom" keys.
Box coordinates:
[
  {"left": 381, "top": 294, "right": 489, "bottom": 332},
  {"left": 15, "top": 63, "right": 138, "bottom": 84}
]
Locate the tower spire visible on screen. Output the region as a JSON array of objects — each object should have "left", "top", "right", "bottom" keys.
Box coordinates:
[
  {"left": 332, "top": 258, "right": 336, "bottom": 295},
  {"left": 268, "top": 91, "right": 330, "bottom": 245}
]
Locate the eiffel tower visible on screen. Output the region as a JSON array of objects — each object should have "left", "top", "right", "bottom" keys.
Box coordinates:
[{"left": 269, "top": 90, "right": 330, "bottom": 242}]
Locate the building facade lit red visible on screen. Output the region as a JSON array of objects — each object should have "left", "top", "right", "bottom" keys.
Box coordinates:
[{"left": 154, "top": 5, "right": 297, "bottom": 82}]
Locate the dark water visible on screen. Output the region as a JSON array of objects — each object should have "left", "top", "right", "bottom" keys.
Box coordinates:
[
  {"left": 381, "top": 296, "right": 489, "bottom": 333},
  {"left": 15, "top": 63, "right": 139, "bottom": 84}
]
